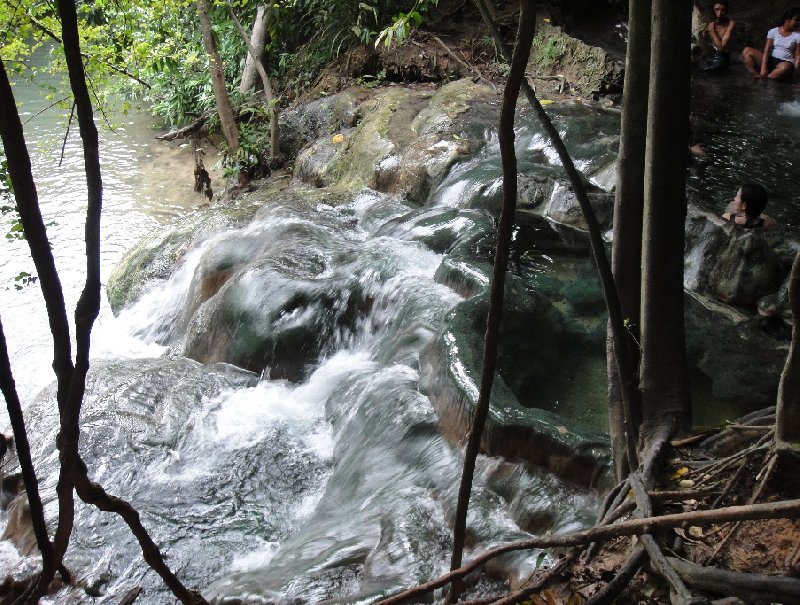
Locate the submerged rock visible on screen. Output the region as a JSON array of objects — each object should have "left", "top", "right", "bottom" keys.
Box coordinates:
[{"left": 420, "top": 282, "right": 610, "bottom": 488}]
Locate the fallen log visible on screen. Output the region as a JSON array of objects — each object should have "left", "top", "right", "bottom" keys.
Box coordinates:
[{"left": 156, "top": 116, "right": 209, "bottom": 141}]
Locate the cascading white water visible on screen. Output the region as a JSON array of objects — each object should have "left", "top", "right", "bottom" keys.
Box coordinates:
[{"left": 2, "top": 78, "right": 621, "bottom": 603}]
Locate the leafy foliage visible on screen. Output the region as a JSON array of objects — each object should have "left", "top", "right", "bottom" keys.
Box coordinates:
[{"left": 375, "top": 0, "right": 438, "bottom": 48}]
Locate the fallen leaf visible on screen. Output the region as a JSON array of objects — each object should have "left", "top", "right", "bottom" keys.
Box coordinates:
[
  {"left": 688, "top": 526, "right": 704, "bottom": 538},
  {"left": 671, "top": 467, "right": 689, "bottom": 479},
  {"left": 332, "top": 133, "right": 344, "bottom": 144},
  {"left": 679, "top": 479, "right": 695, "bottom": 488},
  {"left": 540, "top": 99, "right": 555, "bottom": 105}
]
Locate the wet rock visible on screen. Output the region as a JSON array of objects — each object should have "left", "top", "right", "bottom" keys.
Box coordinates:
[
  {"left": 541, "top": 180, "right": 614, "bottom": 235},
  {"left": 685, "top": 292, "right": 788, "bottom": 405},
  {"left": 294, "top": 80, "right": 494, "bottom": 199},
  {"left": 183, "top": 265, "right": 364, "bottom": 381},
  {"left": 420, "top": 283, "right": 609, "bottom": 487},
  {"left": 376, "top": 207, "right": 493, "bottom": 254},
  {"left": 279, "top": 89, "right": 365, "bottom": 159},
  {"left": 684, "top": 207, "right": 792, "bottom": 309},
  {"left": 107, "top": 197, "right": 264, "bottom": 314}
]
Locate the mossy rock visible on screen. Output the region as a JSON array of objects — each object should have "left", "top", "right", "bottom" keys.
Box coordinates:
[
  {"left": 106, "top": 198, "right": 262, "bottom": 314},
  {"left": 527, "top": 18, "right": 623, "bottom": 96}
]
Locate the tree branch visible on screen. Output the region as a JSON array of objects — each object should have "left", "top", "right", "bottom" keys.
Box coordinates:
[{"left": 373, "top": 499, "right": 800, "bottom": 605}]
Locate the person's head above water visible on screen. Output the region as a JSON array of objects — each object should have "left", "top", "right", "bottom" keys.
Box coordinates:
[{"left": 737, "top": 183, "right": 768, "bottom": 218}]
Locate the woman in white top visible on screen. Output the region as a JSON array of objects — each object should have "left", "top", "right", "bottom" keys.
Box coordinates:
[{"left": 742, "top": 8, "right": 800, "bottom": 79}]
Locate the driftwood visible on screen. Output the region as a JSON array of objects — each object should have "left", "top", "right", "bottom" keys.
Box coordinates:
[
  {"left": 156, "top": 116, "right": 209, "bottom": 141},
  {"left": 372, "top": 499, "right": 800, "bottom": 605}
]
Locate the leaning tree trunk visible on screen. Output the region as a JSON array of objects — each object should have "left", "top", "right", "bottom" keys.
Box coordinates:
[
  {"left": 227, "top": 1, "right": 280, "bottom": 160},
  {"left": 607, "top": 0, "right": 651, "bottom": 481},
  {"left": 197, "top": 0, "right": 240, "bottom": 157},
  {"left": 476, "top": 0, "right": 641, "bottom": 475},
  {"left": 239, "top": 4, "right": 270, "bottom": 94},
  {"left": 776, "top": 250, "right": 800, "bottom": 442},
  {"left": 447, "top": 2, "right": 536, "bottom": 601},
  {"left": 639, "top": 0, "right": 692, "bottom": 444}
]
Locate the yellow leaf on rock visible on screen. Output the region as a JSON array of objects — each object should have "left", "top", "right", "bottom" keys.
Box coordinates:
[
  {"left": 670, "top": 467, "right": 689, "bottom": 479},
  {"left": 332, "top": 133, "right": 344, "bottom": 144},
  {"left": 540, "top": 99, "right": 555, "bottom": 105}
]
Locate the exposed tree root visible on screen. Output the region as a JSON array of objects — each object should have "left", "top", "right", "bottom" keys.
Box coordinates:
[
  {"left": 584, "top": 543, "right": 646, "bottom": 605},
  {"left": 667, "top": 557, "right": 800, "bottom": 605}
]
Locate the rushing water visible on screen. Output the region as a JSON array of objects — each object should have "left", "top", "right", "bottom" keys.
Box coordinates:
[
  {"left": 1, "top": 79, "right": 606, "bottom": 602},
  {"left": 0, "top": 72, "right": 218, "bottom": 403}
]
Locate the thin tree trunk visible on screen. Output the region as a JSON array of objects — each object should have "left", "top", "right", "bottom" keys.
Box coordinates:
[
  {"left": 607, "top": 0, "right": 651, "bottom": 480},
  {"left": 776, "top": 250, "right": 800, "bottom": 442},
  {"left": 197, "top": 0, "right": 240, "bottom": 156},
  {"left": 448, "top": 0, "right": 536, "bottom": 595},
  {"left": 474, "top": 0, "right": 640, "bottom": 470},
  {"left": 226, "top": 1, "right": 280, "bottom": 160},
  {"left": 51, "top": 0, "right": 104, "bottom": 584},
  {"left": 639, "top": 0, "right": 692, "bottom": 444},
  {"left": 0, "top": 317, "right": 56, "bottom": 582},
  {"left": 239, "top": 5, "right": 270, "bottom": 93},
  {"left": 0, "top": 56, "right": 72, "bottom": 598}
]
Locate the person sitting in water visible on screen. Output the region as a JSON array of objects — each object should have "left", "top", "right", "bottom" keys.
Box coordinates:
[
  {"left": 702, "top": 1, "right": 736, "bottom": 72},
  {"left": 722, "top": 183, "right": 775, "bottom": 228},
  {"left": 742, "top": 8, "right": 800, "bottom": 79}
]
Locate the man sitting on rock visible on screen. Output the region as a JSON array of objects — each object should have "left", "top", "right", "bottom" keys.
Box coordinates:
[
  {"left": 702, "top": 0, "right": 736, "bottom": 72},
  {"left": 722, "top": 183, "right": 775, "bottom": 228}
]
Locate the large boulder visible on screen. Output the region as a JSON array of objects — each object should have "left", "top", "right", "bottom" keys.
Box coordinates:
[
  {"left": 295, "top": 79, "right": 494, "bottom": 201},
  {"left": 106, "top": 182, "right": 286, "bottom": 314},
  {"left": 279, "top": 88, "right": 366, "bottom": 159},
  {"left": 526, "top": 15, "right": 623, "bottom": 97},
  {"left": 684, "top": 207, "right": 794, "bottom": 309},
  {"left": 420, "top": 282, "right": 610, "bottom": 487}
]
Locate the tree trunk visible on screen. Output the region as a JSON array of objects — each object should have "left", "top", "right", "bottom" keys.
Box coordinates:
[
  {"left": 227, "top": 1, "right": 280, "bottom": 160},
  {"left": 639, "top": 0, "right": 692, "bottom": 443},
  {"left": 607, "top": 0, "right": 651, "bottom": 480},
  {"left": 197, "top": 0, "right": 240, "bottom": 157},
  {"left": 239, "top": 4, "right": 270, "bottom": 94},
  {"left": 448, "top": 0, "right": 536, "bottom": 597},
  {"left": 776, "top": 250, "right": 800, "bottom": 442}
]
